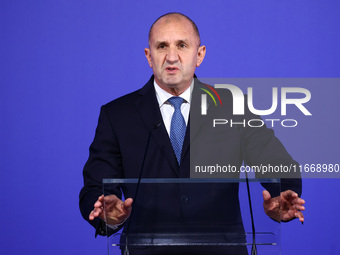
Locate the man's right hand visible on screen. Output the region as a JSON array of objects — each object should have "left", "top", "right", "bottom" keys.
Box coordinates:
[{"left": 89, "top": 194, "right": 133, "bottom": 225}]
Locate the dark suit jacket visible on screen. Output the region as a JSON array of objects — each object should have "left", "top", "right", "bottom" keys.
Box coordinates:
[{"left": 79, "top": 75, "right": 301, "bottom": 254}]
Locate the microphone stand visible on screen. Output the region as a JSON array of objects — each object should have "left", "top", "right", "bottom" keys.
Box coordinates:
[
  {"left": 239, "top": 126, "right": 258, "bottom": 255},
  {"left": 124, "top": 121, "right": 161, "bottom": 255}
]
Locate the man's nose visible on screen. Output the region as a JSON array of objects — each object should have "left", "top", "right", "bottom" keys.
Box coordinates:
[{"left": 166, "top": 48, "right": 179, "bottom": 62}]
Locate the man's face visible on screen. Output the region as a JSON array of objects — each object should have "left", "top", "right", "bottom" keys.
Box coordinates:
[{"left": 145, "top": 17, "right": 206, "bottom": 94}]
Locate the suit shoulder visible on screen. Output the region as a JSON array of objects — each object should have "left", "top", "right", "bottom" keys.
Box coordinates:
[
  {"left": 102, "top": 76, "right": 154, "bottom": 111},
  {"left": 103, "top": 88, "right": 140, "bottom": 110},
  {"left": 99, "top": 77, "right": 155, "bottom": 117}
]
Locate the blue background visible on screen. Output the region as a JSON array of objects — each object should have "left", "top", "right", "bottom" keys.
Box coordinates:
[{"left": 1, "top": 0, "right": 339, "bottom": 254}]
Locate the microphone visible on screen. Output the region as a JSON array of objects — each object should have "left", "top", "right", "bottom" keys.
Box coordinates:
[
  {"left": 124, "top": 121, "right": 161, "bottom": 255},
  {"left": 236, "top": 124, "right": 258, "bottom": 255}
]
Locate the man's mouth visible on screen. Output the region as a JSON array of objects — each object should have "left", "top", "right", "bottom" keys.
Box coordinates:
[{"left": 166, "top": 67, "right": 179, "bottom": 74}]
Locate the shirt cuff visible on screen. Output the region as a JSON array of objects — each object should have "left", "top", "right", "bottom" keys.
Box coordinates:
[{"left": 106, "top": 219, "right": 127, "bottom": 230}]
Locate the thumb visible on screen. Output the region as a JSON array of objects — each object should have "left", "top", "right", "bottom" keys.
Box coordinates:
[
  {"left": 123, "top": 198, "right": 133, "bottom": 209},
  {"left": 262, "top": 190, "right": 272, "bottom": 205}
]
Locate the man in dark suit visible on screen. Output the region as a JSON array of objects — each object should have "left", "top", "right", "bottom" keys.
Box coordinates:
[{"left": 79, "top": 12, "right": 305, "bottom": 254}]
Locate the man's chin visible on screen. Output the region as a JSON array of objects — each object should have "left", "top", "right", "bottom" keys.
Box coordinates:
[
  {"left": 162, "top": 76, "right": 183, "bottom": 87},
  {"left": 155, "top": 75, "right": 191, "bottom": 91}
]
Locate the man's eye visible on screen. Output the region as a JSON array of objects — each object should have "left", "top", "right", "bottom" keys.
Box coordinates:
[
  {"left": 158, "top": 44, "right": 166, "bottom": 49},
  {"left": 179, "top": 43, "right": 187, "bottom": 48}
]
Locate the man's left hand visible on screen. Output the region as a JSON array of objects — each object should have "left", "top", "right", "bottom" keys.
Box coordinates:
[{"left": 263, "top": 189, "right": 305, "bottom": 223}]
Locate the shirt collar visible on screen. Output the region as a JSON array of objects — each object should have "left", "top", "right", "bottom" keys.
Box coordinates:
[{"left": 154, "top": 79, "right": 194, "bottom": 108}]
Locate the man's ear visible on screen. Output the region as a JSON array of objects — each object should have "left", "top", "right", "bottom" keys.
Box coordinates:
[
  {"left": 144, "top": 48, "right": 152, "bottom": 68},
  {"left": 196, "top": 45, "right": 206, "bottom": 67}
]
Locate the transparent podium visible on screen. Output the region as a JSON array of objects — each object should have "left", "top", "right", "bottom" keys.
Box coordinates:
[{"left": 103, "top": 178, "right": 281, "bottom": 255}]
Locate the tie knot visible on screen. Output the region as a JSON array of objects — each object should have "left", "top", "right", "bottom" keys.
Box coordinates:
[{"left": 168, "top": 97, "right": 184, "bottom": 109}]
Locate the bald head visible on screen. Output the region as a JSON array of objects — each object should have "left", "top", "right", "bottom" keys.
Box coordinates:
[{"left": 148, "top": 13, "right": 201, "bottom": 47}]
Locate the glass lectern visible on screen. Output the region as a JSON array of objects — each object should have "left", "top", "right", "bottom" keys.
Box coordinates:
[{"left": 103, "top": 178, "right": 281, "bottom": 255}]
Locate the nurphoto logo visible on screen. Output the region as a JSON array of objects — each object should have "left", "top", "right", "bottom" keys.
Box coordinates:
[{"left": 200, "top": 84, "right": 312, "bottom": 128}]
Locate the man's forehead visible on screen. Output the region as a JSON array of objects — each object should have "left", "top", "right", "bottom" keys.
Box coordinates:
[
  {"left": 151, "top": 18, "right": 194, "bottom": 40},
  {"left": 148, "top": 13, "right": 200, "bottom": 47},
  {"left": 154, "top": 38, "right": 190, "bottom": 45},
  {"left": 151, "top": 33, "right": 193, "bottom": 46}
]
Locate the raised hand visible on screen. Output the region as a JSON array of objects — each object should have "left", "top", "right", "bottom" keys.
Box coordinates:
[
  {"left": 263, "top": 189, "right": 305, "bottom": 223},
  {"left": 89, "top": 194, "right": 133, "bottom": 225}
]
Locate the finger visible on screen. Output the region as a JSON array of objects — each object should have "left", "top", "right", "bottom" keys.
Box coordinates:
[
  {"left": 94, "top": 200, "right": 103, "bottom": 208},
  {"left": 89, "top": 210, "right": 95, "bottom": 220},
  {"left": 294, "top": 210, "right": 304, "bottom": 222},
  {"left": 262, "top": 190, "right": 272, "bottom": 205},
  {"left": 89, "top": 207, "right": 102, "bottom": 220},
  {"left": 292, "top": 197, "right": 305, "bottom": 205},
  {"left": 123, "top": 198, "right": 133, "bottom": 208},
  {"left": 288, "top": 199, "right": 305, "bottom": 212},
  {"left": 293, "top": 204, "right": 305, "bottom": 211},
  {"left": 94, "top": 195, "right": 105, "bottom": 208},
  {"left": 93, "top": 206, "right": 103, "bottom": 216}
]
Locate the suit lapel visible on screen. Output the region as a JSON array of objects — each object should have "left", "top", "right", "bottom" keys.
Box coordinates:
[
  {"left": 135, "top": 76, "right": 180, "bottom": 176},
  {"left": 181, "top": 79, "right": 209, "bottom": 162}
]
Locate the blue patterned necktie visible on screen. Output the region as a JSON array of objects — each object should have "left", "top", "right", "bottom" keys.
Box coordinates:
[{"left": 168, "top": 97, "right": 186, "bottom": 165}]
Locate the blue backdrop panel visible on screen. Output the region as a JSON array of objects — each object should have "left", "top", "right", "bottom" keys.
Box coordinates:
[{"left": 1, "top": 0, "right": 339, "bottom": 254}]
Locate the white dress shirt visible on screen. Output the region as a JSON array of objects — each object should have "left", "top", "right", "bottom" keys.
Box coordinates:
[{"left": 154, "top": 79, "right": 193, "bottom": 136}]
